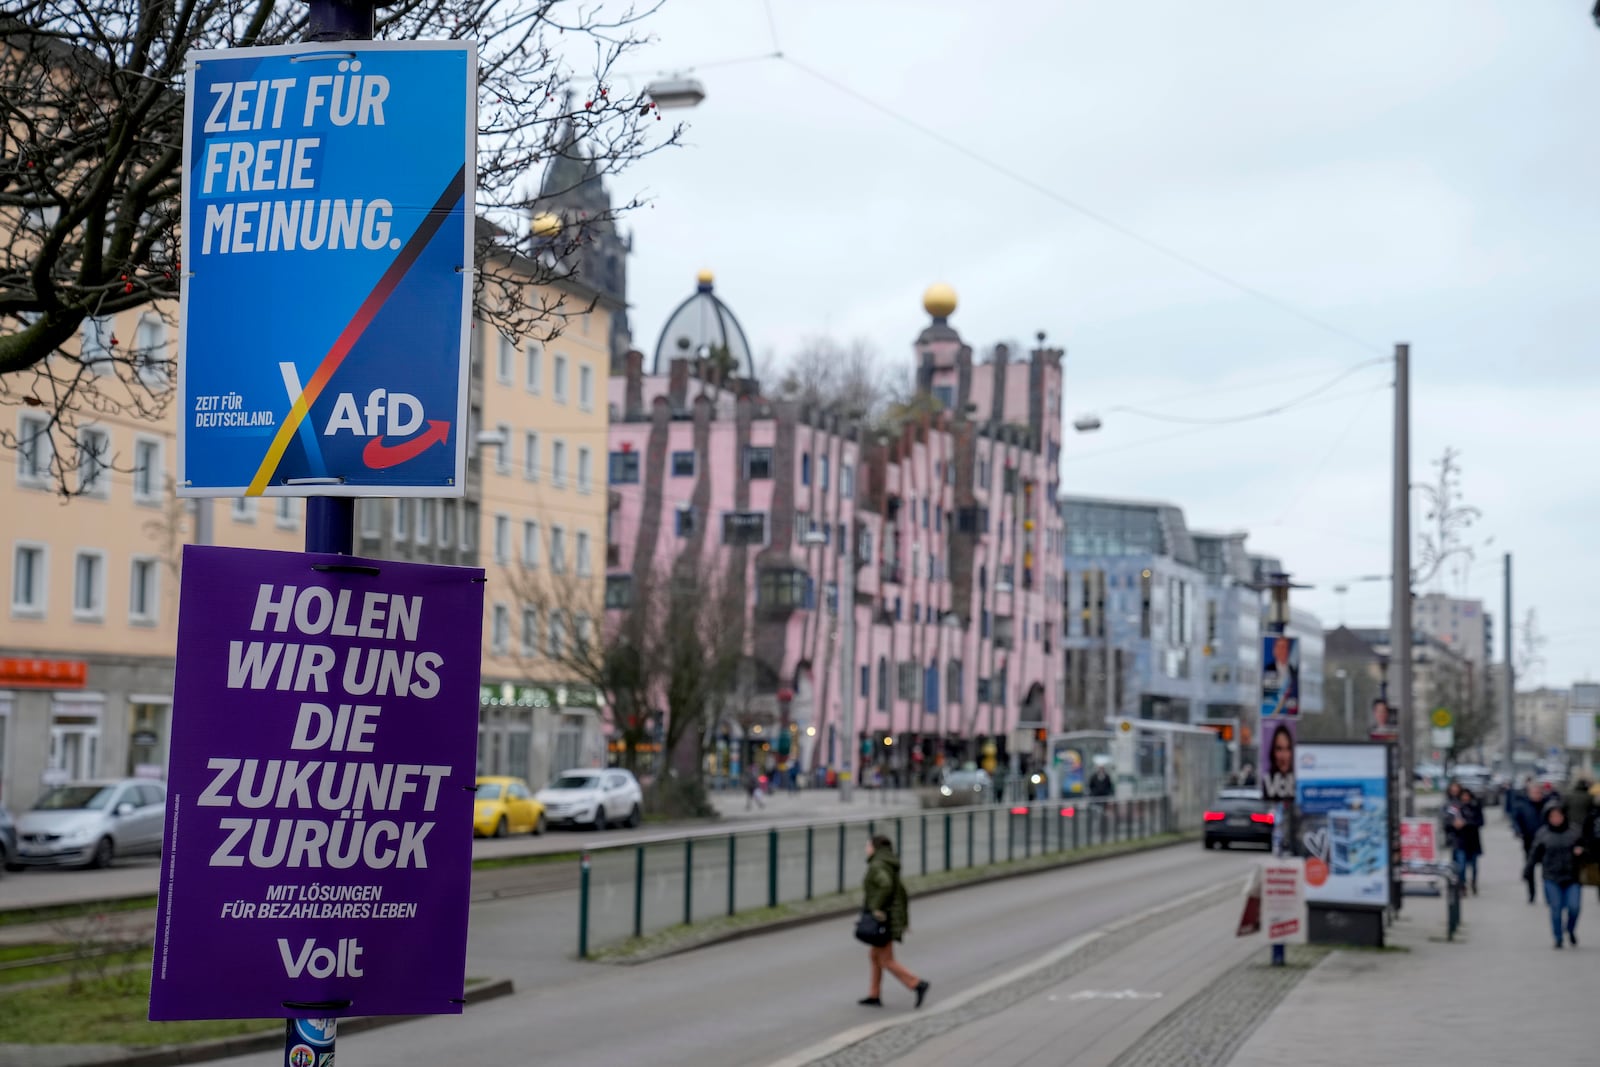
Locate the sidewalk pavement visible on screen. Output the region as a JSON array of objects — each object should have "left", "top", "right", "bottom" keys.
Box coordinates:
[{"left": 1230, "top": 812, "right": 1591, "bottom": 1066}]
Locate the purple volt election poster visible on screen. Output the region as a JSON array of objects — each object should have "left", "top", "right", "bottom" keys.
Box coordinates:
[{"left": 149, "top": 545, "right": 484, "bottom": 1020}]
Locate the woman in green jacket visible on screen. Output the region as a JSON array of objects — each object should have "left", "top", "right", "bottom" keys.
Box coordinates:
[{"left": 860, "top": 835, "right": 931, "bottom": 1008}]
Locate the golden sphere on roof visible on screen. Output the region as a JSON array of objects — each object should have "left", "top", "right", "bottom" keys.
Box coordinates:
[
  {"left": 696, "top": 268, "right": 715, "bottom": 286},
  {"left": 532, "top": 212, "right": 562, "bottom": 239},
  {"left": 923, "top": 282, "right": 957, "bottom": 319}
]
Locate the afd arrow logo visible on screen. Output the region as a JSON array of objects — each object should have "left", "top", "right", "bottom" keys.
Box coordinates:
[{"left": 363, "top": 419, "right": 451, "bottom": 469}]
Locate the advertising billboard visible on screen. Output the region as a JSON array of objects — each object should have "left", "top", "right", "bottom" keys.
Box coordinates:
[{"left": 1295, "top": 743, "right": 1390, "bottom": 908}]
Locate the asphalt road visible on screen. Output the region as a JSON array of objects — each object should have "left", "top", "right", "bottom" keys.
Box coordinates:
[
  {"left": 203, "top": 840, "right": 1249, "bottom": 1067},
  {"left": 0, "top": 789, "right": 920, "bottom": 912}
]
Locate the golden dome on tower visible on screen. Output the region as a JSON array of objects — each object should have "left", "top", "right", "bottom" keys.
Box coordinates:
[
  {"left": 923, "top": 282, "right": 957, "bottom": 319},
  {"left": 531, "top": 212, "right": 562, "bottom": 239},
  {"left": 696, "top": 268, "right": 715, "bottom": 286}
]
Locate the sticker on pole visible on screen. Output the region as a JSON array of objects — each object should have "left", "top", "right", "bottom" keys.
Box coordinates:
[
  {"left": 178, "top": 41, "right": 476, "bottom": 498},
  {"left": 148, "top": 545, "right": 484, "bottom": 1020}
]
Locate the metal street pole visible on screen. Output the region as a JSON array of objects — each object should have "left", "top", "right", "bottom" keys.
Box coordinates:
[
  {"left": 1391, "top": 343, "right": 1414, "bottom": 818},
  {"left": 840, "top": 524, "right": 856, "bottom": 803},
  {"left": 1503, "top": 553, "right": 1514, "bottom": 775},
  {"left": 1266, "top": 572, "right": 1293, "bottom": 967},
  {"left": 1340, "top": 669, "right": 1353, "bottom": 737}
]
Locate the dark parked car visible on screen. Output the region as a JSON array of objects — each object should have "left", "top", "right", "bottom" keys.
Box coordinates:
[
  {"left": 0, "top": 805, "right": 15, "bottom": 874},
  {"left": 1203, "top": 788, "right": 1275, "bottom": 850}
]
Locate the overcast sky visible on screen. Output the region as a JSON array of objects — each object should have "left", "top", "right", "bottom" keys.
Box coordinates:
[{"left": 600, "top": 1, "right": 1600, "bottom": 688}]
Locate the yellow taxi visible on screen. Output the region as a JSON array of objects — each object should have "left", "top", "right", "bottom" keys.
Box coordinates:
[{"left": 473, "top": 776, "right": 546, "bottom": 837}]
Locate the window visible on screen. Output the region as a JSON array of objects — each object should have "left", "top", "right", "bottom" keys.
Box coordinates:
[
  {"left": 897, "top": 662, "right": 917, "bottom": 701},
  {"left": 801, "top": 453, "right": 811, "bottom": 486},
  {"left": 576, "top": 531, "right": 592, "bottom": 576},
  {"left": 547, "top": 611, "right": 566, "bottom": 658},
  {"left": 17, "top": 413, "right": 51, "bottom": 486},
  {"left": 551, "top": 440, "right": 567, "bottom": 487},
  {"left": 129, "top": 558, "right": 158, "bottom": 624},
  {"left": 134, "top": 316, "right": 168, "bottom": 384},
  {"left": 73, "top": 550, "right": 106, "bottom": 620},
  {"left": 232, "top": 496, "right": 257, "bottom": 522},
  {"left": 577, "top": 447, "right": 593, "bottom": 493},
  {"left": 522, "top": 521, "right": 540, "bottom": 567},
  {"left": 492, "top": 604, "right": 510, "bottom": 655},
  {"left": 81, "top": 316, "right": 113, "bottom": 374},
  {"left": 861, "top": 665, "right": 871, "bottom": 700},
  {"left": 1003, "top": 467, "right": 1019, "bottom": 494},
  {"left": 877, "top": 658, "right": 888, "bottom": 711},
  {"left": 525, "top": 343, "right": 542, "bottom": 393},
  {"left": 675, "top": 506, "right": 696, "bottom": 537},
  {"left": 361, "top": 500, "right": 382, "bottom": 537},
  {"left": 393, "top": 499, "right": 410, "bottom": 540},
  {"left": 12, "top": 544, "right": 46, "bottom": 615},
  {"left": 132, "top": 437, "right": 161, "bottom": 503},
  {"left": 524, "top": 432, "right": 540, "bottom": 482},
  {"left": 494, "top": 423, "right": 510, "bottom": 473},
  {"left": 462, "top": 501, "right": 477, "bottom": 550},
  {"left": 417, "top": 499, "right": 434, "bottom": 544},
  {"left": 978, "top": 458, "right": 990, "bottom": 490},
  {"left": 946, "top": 659, "right": 963, "bottom": 704},
  {"left": 820, "top": 455, "right": 830, "bottom": 491},
  {"left": 933, "top": 384, "right": 955, "bottom": 409},
  {"left": 841, "top": 465, "right": 854, "bottom": 498},
  {"left": 743, "top": 446, "right": 774, "bottom": 480},
  {"left": 275, "top": 497, "right": 298, "bottom": 529},
  {"left": 994, "top": 615, "right": 1015, "bottom": 650},
  {"left": 494, "top": 515, "right": 509, "bottom": 563},
  {"left": 757, "top": 568, "right": 808, "bottom": 608},
  {"left": 722, "top": 511, "right": 767, "bottom": 545},
  {"left": 609, "top": 450, "right": 640, "bottom": 484},
  {"left": 976, "top": 677, "right": 991, "bottom": 704},
  {"left": 468, "top": 404, "right": 482, "bottom": 459},
  {"left": 78, "top": 427, "right": 109, "bottom": 497},
  {"left": 441, "top": 500, "right": 456, "bottom": 546},
  {"left": 550, "top": 525, "right": 567, "bottom": 573},
  {"left": 497, "top": 335, "right": 514, "bottom": 384},
  {"left": 579, "top": 364, "right": 594, "bottom": 410},
  {"left": 605, "top": 575, "right": 633, "bottom": 608},
  {"left": 522, "top": 608, "right": 539, "bottom": 657},
  {"left": 553, "top": 353, "right": 569, "bottom": 403},
  {"left": 671, "top": 451, "right": 695, "bottom": 477},
  {"left": 826, "top": 581, "right": 839, "bottom": 615}
]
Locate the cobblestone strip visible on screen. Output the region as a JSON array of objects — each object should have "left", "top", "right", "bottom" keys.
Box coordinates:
[
  {"left": 804, "top": 881, "right": 1244, "bottom": 1067},
  {"left": 1106, "top": 945, "right": 1329, "bottom": 1067}
]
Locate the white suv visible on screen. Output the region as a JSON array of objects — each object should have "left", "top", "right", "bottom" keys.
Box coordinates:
[{"left": 535, "top": 769, "right": 643, "bottom": 830}]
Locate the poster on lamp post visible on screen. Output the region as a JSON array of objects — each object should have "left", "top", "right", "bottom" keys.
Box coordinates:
[{"left": 149, "top": 546, "right": 484, "bottom": 1020}]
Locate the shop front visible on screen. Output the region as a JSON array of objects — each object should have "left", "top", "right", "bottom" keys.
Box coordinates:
[{"left": 477, "top": 681, "right": 606, "bottom": 791}]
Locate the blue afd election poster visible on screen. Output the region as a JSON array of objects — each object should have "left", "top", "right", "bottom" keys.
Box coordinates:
[
  {"left": 178, "top": 41, "right": 475, "bottom": 497},
  {"left": 1295, "top": 743, "right": 1390, "bottom": 907}
]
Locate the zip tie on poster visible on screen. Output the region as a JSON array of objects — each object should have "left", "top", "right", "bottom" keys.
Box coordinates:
[
  {"left": 311, "top": 563, "right": 381, "bottom": 576},
  {"left": 282, "top": 998, "right": 352, "bottom": 1010},
  {"left": 454, "top": 267, "right": 477, "bottom": 274},
  {"left": 289, "top": 52, "right": 359, "bottom": 64},
  {"left": 284, "top": 477, "right": 345, "bottom": 485}
]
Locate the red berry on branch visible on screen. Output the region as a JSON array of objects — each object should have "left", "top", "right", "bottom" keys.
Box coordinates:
[{"left": 584, "top": 100, "right": 592, "bottom": 109}]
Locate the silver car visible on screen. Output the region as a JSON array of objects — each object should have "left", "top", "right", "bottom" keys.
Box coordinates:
[{"left": 14, "top": 780, "right": 167, "bottom": 869}]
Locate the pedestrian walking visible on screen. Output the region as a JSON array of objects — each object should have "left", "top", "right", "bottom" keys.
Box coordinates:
[
  {"left": 1454, "top": 789, "right": 1485, "bottom": 895},
  {"left": 856, "top": 834, "right": 930, "bottom": 1009},
  {"left": 1526, "top": 805, "right": 1586, "bottom": 950},
  {"left": 1511, "top": 780, "right": 1546, "bottom": 904},
  {"left": 744, "top": 766, "right": 765, "bottom": 811}
]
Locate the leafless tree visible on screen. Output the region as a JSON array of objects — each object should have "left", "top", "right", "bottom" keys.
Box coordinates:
[
  {"left": 1516, "top": 608, "right": 1547, "bottom": 685},
  {"left": 504, "top": 553, "right": 745, "bottom": 816},
  {"left": 1, "top": 0, "right": 680, "bottom": 495},
  {"left": 775, "top": 336, "right": 900, "bottom": 420}
]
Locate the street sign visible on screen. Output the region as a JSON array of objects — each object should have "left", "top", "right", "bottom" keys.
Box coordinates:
[
  {"left": 1431, "top": 708, "right": 1453, "bottom": 729},
  {"left": 1430, "top": 726, "right": 1454, "bottom": 750},
  {"left": 1565, "top": 711, "right": 1595, "bottom": 750},
  {"left": 149, "top": 546, "right": 484, "bottom": 1020},
  {"left": 178, "top": 41, "right": 476, "bottom": 497}
]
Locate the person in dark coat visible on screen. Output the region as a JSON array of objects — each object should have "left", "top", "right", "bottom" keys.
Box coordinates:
[
  {"left": 859, "top": 835, "right": 930, "bottom": 1008},
  {"left": 1526, "top": 805, "right": 1585, "bottom": 949},
  {"left": 1453, "top": 789, "right": 1485, "bottom": 895},
  {"left": 1511, "top": 781, "right": 1546, "bottom": 904}
]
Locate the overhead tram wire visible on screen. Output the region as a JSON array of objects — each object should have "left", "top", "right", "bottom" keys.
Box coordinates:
[{"left": 1103, "top": 357, "right": 1391, "bottom": 426}]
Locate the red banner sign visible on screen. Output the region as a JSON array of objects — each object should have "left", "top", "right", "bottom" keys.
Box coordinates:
[{"left": 0, "top": 657, "right": 88, "bottom": 689}]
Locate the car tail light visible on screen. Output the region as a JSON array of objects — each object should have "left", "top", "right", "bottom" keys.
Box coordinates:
[
  {"left": 1203, "top": 811, "right": 1225, "bottom": 822},
  {"left": 1060, "top": 806, "right": 1076, "bottom": 817},
  {"left": 1251, "top": 812, "right": 1275, "bottom": 824},
  {"left": 1009, "top": 806, "right": 1029, "bottom": 815}
]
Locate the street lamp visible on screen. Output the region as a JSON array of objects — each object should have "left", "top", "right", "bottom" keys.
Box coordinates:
[
  {"left": 643, "top": 75, "right": 707, "bottom": 110},
  {"left": 1336, "top": 668, "right": 1353, "bottom": 736}
]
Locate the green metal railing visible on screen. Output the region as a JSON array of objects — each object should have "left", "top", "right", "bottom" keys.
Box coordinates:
[{"left": 577, "top": 795, "right": 1178, "bottom": 958}]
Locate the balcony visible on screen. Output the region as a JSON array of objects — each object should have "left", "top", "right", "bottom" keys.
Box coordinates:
[{"left": 880, "top": 561, "right": 903, "bottom": 585}]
